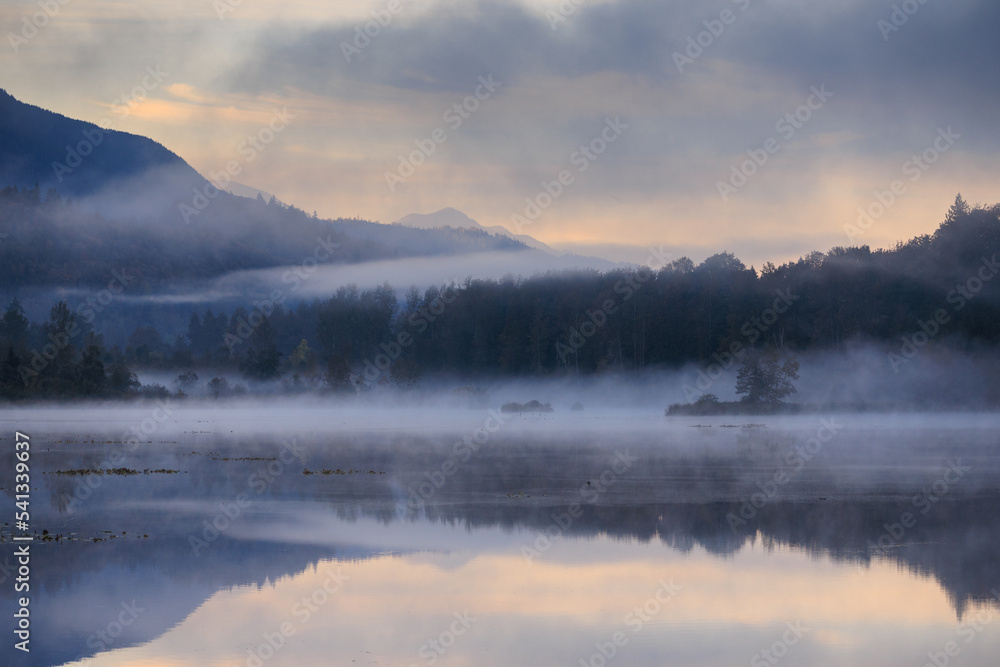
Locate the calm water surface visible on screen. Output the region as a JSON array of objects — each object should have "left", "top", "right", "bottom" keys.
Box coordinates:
[{"left": 2, "top": 405, "right": 999, "bottom": 666}]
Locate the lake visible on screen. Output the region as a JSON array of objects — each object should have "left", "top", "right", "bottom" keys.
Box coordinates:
[{"left": 2, "top": 404, "right": 1000, "bottom": 666}]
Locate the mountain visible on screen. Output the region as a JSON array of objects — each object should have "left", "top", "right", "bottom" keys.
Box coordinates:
[
  {"left": 0, "top": 92, "right": 530, "bottom": 293},
  {"left": 0, "top": 90, "right": 629, "bottom": 332},
  {"left": 223, "top": 181, "right": 287, "bottom": 207},
  {"left": 395, "top": 208, "right": 561, "bottom": 255},
  {"left": 0, "top": 88, "right": 205, "bottom": 201},
  {"left": 0, "top": 186, "right": 527, "bottom": 292}
]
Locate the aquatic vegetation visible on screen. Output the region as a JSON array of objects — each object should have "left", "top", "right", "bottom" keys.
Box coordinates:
[
  {"left": 50, "top": 468, "right": 180, "bottom": 476},
  {"left": 501, "top": 400, "right": 554, "bottom": 414}
]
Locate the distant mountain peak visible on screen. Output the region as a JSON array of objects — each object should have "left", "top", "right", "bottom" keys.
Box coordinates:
[
  {"left": 395, "top": 208, "right": 481, "bottom": 230},
  {"left": 223, "top": 181, "right": 286, "bottom": 207},
  {"left": 394, "top": 208, "right": 562, "bottom": 255}
]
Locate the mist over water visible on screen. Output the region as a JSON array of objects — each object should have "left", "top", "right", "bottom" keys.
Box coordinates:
[
  {"left": 3, "top": 402, "right": 1000, "bottom": 666},
  {"left": 122, "top": 340, "right": 1000, "bottom": 412},
  {"left": 3, "top": 3, "right": 1000, "bottom": 663},
  {"left": 8, "top": 197, "right": 999, "bottom": 664}
]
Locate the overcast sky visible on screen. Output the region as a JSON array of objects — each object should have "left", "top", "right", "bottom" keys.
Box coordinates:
[{"left": 3, "top": 0, "right": 998, "bottom": 267}]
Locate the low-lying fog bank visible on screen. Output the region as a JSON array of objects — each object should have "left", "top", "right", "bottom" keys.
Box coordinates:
[
  {"left": 4, "top": 395, "right": 1000, "bottom": 439},
  {"left": 80, "top": 341, "right": 1000, "bottom": 415}
]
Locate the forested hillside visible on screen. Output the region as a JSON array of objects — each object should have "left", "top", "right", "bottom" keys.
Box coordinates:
[
  {"left": 3, "top": 196, "right": 998, "bottom": 400},
  {"left": 0, "top": 184, "right": 527, "bottom": 289},
  {"left": 0, "top": 88, "right": 203, "bottom": 198}
]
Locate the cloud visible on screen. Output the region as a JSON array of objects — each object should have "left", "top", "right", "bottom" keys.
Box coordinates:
[
  {"left": 4, "top": 0, "right": 999, "bottom": 265},
  {"left": 222, "top": 0, "right": 1000, "bottom": 148}
]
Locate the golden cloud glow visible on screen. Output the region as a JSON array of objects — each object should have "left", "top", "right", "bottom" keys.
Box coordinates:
[{"left": 61, "top": 535, "right": 993, "bottom": 667}]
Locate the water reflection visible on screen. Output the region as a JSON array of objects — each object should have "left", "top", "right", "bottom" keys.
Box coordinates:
[
  {"left": 55, "top": 528, "right": 1000, "bottom": 667},
  {"left": 0, "top": 409, "right": 998, "bottom": 666}
]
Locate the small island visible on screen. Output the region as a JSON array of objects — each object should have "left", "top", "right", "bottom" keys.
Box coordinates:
[
  {"left": 666, "top": 349, "right": 800, "bottom": 416},
  {"left": 501, "top": 400, "right": 555, "bottom": 414}
]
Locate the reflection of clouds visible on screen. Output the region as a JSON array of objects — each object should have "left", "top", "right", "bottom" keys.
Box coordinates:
[
  {"left": 65, "top": 539, "right": 989, "bottom": 667},
  {"left": 14, "top": 410, "right": 1000, "bottom": 665}
]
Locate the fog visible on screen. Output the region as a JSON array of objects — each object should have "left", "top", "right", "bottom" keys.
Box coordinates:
[
  {"left": 49, "top": 250, "right": 625, "bottom": 307},
  {"left": 5, "top": 14, "right": 1000, "bottom": 667},
  {"left": 118, "top": 338, "right": 1000, "bottom": 415},
  {"left": 7, "top": 364, "right": 1000, "bottom": 667},
  {"left": 13, "top": 390, "right": 1000, "bottom": 440},
  {"left": 8, "top": 394, "right": 1000, "bottom": 519}
]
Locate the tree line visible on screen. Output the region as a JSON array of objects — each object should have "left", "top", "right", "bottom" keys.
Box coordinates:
[{"left": 2, "top": 196, "right": 999, "bottom": 399}]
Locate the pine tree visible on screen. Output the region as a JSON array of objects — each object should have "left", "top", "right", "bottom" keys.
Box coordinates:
[
  {"left": 1, "top": 298, "right": 29, "bottom": 349},
  {"left": 735, "top": 349, "right": 799, "bottom": 404},
  {"left": 78, "top": 345, "right": 107, "bottom": 395},
  {"left": 0, "top": 346, "right": 23, "bottom": 399},
  {"left": 239, "top": 318, "right": 282, "bottom": 381},
  {"left": 945, "top": 193, "right": 971, "bottom": 224},
  {"left": 324, "top": 355, "right": 353, "bottom": 392}
]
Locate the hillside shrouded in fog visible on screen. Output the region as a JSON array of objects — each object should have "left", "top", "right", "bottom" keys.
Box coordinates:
[
  {"left": 3, "top": 186, "right": 999, "bottom": 408},
  {"left": 3, "top": 2, "right": 1000, "bottom": 666},
  {"left": 1, "top": 89, "right": 997, "bottom": 411}
]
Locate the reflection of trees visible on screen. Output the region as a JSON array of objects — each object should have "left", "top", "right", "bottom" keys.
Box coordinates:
[
  {"left": 45, "top": 451, "right": 105, "bottom": 514},
  {"left": 49, "top": 474, "right": 78, "bottom": 514},
  {"left": 17, "top": 426, "right": 1000, "bottom": 665}
]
